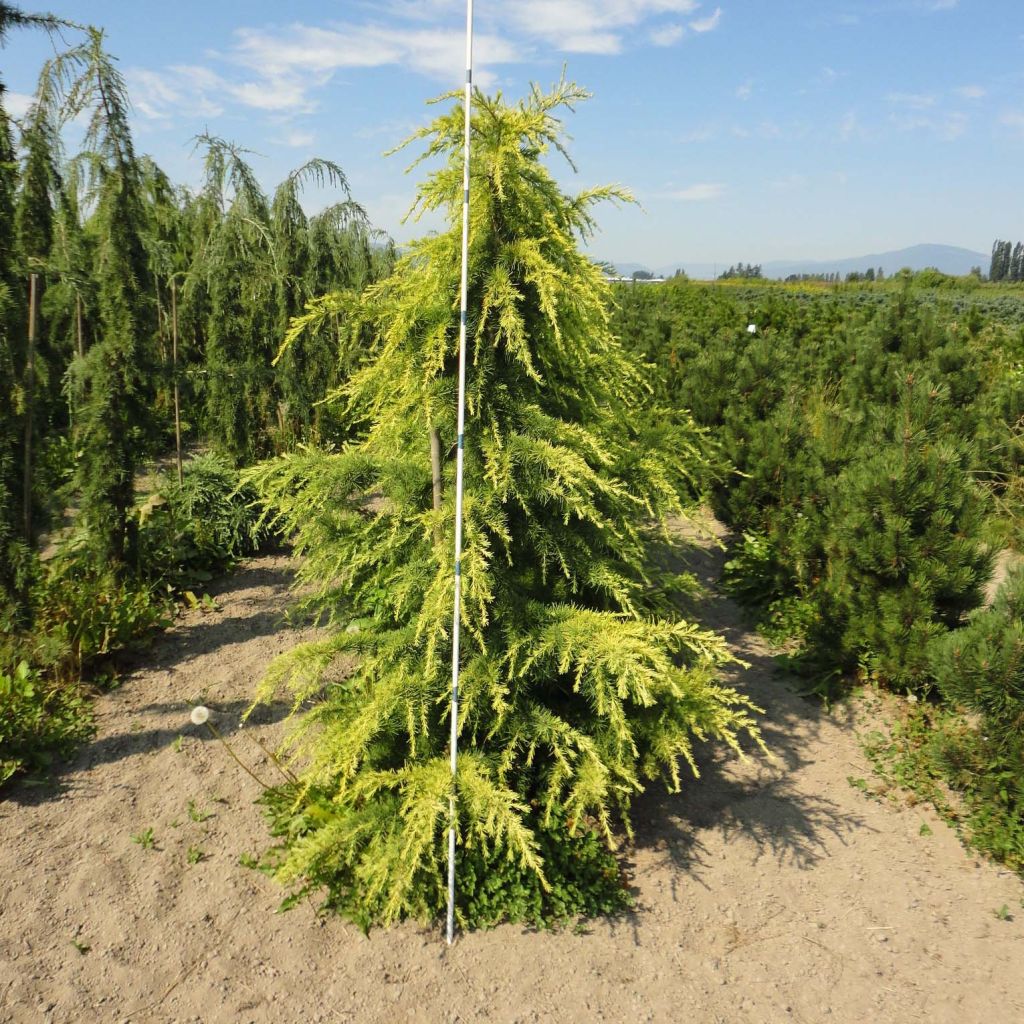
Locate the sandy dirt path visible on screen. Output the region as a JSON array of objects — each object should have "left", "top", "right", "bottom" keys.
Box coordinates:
[{"left": 2, "top": 531, "right": 1023, "bottom": 1024}]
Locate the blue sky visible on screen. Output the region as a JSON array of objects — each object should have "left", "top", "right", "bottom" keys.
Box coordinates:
[{"left": 3, "top": 1, "right": 1023, "bottom": 268}]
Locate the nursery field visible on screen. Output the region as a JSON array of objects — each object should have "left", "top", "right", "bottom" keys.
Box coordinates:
[
  {"left": 3, "top": 524, "right": 1023, "bottom": 1024},
  {"left": 4, "top": 8, "right": 1024, "bottom": 1023}
]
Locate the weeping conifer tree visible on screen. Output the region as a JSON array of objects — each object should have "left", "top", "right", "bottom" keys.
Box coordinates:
[
  {"left": 196, "top": 135, "right": 285, "bottom": 462},
  {"left": 271, "top": 161, "right": 376, "bottom": 444},
  {"left": 248, "top": 81, "right": 762, "bottom": 928},
  {"left": 44, "top": 28, "right": 158, "bottom": 565},
  {"left": 14, "top": 92, "right": 62, "bottom": 539},
  {"left": 194, "top": 138, "right": 388, "bottom": 460},
  {"left": 0, "top": 1, "right": 63, "bottom": 597},
  {"left": 45, "top": 158, "right": 95, "bottom": 427},
  {"left": 0, "top": 88, "right": 22, "bottom": 600}
]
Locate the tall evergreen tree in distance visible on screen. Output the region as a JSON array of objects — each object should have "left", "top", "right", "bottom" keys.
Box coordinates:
[
  {"left": 247, "top": 80, "right": 762, "bottom": 929},
  {"left": 990, "top": 239, "right": 1013, "bottom": 282},
  {"left": 1011, "top": 242, "right": 1024, "bottom": 284}
]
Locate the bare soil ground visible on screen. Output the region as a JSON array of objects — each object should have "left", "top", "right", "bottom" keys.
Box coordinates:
[{"left": 2, "top": 527, "right": 1023, "bottom": 1024}]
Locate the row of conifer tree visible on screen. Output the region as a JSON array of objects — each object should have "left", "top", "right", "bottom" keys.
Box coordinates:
[{"left": 0, "top": 9, "right": 393, "bottom": 604}]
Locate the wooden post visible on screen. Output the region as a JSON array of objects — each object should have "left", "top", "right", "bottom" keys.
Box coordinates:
[
  {"left": 75, "top": 292, "right": 84, "bottom": 359},
  {"left": 70, "top": 292, "right": 84, "bottom": 435},
  {"left": 172, "top": 279, "right": 183, "bottom": 486},
  {"left": 429, "top": 425, "right": 443, "bottom": 547},
  {"left": 23, "top": 273, "right": 38, "bottom": 543}
]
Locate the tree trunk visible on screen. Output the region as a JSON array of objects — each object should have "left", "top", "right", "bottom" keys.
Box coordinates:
[
  {"left": 429, "top": 425, "right": 443, "bottom": 546},
  {"left": 70, "top": 292, "right": 84, "bottom": 436},
  {"left": 23, "top": 273, "right": 38, "bottom": 543},
  {"left": 172, "top": 279, "right": 183, "bottom": 486},
  {"left": 75, "top": 292, "right": 84, "bottom": 359}
]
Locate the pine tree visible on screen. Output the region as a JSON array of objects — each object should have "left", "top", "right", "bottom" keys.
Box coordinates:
[
  {"left": 246, "top": 81, "right": 761, "bottom": 928},
  {"left": 928, "top": 569, "right": 1024, "bottom": 869},
  {"left": 46, "top": 157, "right": 96, "bottom": 434},
  {"left": 819, "top": 379, "right": 991, "bottom": 690},
  {"left": 990, "top": 239, "right": 1013, "bottom": 283}
]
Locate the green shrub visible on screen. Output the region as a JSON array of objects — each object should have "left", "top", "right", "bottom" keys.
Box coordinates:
[
  {"left": 0, "top": 660, "right": 93, "bottom": 785},
  {"left": 926, "top": 569, "right": 1024, "bottom": 869},
  {"left": 138, "top": 452, "right": 271, "bottom": 588},
  {"left": 258, "top": 785, "right": 630, "bottom": 932},
  {"left": 818, "top": 390, "right": 992, "bottom": 691},
  {"left": 27, "top": 555, "right": 173, "bottom": 678}
]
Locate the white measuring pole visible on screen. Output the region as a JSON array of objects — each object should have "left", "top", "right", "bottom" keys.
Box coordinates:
[{"left": 447, "top": 0, "right": 474, "bottom": 947}]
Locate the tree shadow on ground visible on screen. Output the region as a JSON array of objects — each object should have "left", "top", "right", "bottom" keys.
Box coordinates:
[
  {"left": 1, "top": 697, "right": 296, "bottom": 808},
  {"left": 3, "top": 558, "right": 312, "bottom": 808},
  {"left": 623, "top": 519, "right": 871, "bottom": 902},
  {"left": 114, "top": 559, "right": 319, "bottom": 675}
]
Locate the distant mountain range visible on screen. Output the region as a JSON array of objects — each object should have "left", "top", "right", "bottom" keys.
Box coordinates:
[{"left": 607, "top": 244, "right": 989, "bottom": 281}]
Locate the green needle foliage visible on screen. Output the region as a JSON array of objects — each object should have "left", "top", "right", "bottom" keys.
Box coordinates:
[
  {"left": 927, "top": 569, "right": 1024, "bottom": 869},
  {"left": 0, "top": 90, "right": 23, "bottom": 603},
  {"left": 248, "top": 80, "right": 762, "bottom": 929},
  {"left": 819, "top": 380, "right": 992, "bottom": 690},
  {"left": 42, "top": 28, "right": 158, "bottom": 566}
]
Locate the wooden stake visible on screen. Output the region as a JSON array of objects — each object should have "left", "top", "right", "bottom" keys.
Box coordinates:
[
  {"left": 75, "top": 292, "right": 84, "bottom": 359},
  {"left": 429, "top": 425, "right": 443, "bottom": 545},
  {"left": 23, "top": 273, "right": 38, "bottom": 543},
  {"left": 172, "top": 279, "right": 183, "bottom": 486}
]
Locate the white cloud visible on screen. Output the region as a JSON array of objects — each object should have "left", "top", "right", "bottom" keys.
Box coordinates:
[
  {"left": 3, "top": 91, "right": 34, "bottom": 118},
  {"left": 559, "top": 32, "right": 623, "bottom": 55},
  {"left": 999, "top": 111, "right": 1024, "bottom": 138},
  {"left": 503, "top": 1, "right": 700, "bottom": 48},
  {"left": 229, "top": 24, "right": 521, "bottom": 99},
  {"left": 889, "top": 109, "right": 968, "bottom": 141},
  {"left": 666, "top": 182, "right": 725, "bottom": 201},
  {"left": 679, "top": 125, "right": 715, "bottom": 142},
  {"left": 735, "top": 80, "right": 753, "bottom": 100},
  {"left": 114, "top": 2, "right": 722, "bottom": 127},
  {"left": 126, "top": 67, "right": 226, "bottom": 120},
  {"left": 770, "top": 173, "right": 808, "bottom": 191},
  {"left": 839, "top": 110, "right": 860, "bottom": 141},
  {"left": 380, "top": 1, "right": 705, "bottom": 55},
  {"left": 886, "top": 91, "right": 937, "bottom": 109},
  {"left": 650, "top": 24, "right": 686, "bottom": 46},
  {"left": 279, "top": 129, "right": 315, "bottom": 148},
  {"left": 690, "top": 6, "right": 722, "bottom": 33},
  {"left": 954, "top": 84, "right": 985, "bottom": 100}
]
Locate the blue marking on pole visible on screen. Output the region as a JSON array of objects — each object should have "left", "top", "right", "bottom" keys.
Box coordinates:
[
  {"left": 455, "top": 560, "right": 461, "bottom": 577},
  {"left": 458, "top": 433, "right": 464, "bottom": 450},
  {"left": 461, "top": 310, "right": 467, "bottom": 325}
]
